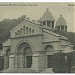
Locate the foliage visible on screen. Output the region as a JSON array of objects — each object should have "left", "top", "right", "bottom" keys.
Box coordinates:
[
  {"left": 0, "top": 15, "right": 26, "bottom": 43},
  {"left": 52, "top": 52, "right": 66, "bottom": 73},
  {"left": 0, "top": 56, "right": 4, "bottom": 71}
]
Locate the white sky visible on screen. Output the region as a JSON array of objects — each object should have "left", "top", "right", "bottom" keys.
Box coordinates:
[{"left": 0, "top": 2, "right": 74, "bottom": 32}]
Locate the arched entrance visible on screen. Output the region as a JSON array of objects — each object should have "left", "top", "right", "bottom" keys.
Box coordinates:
[
  {"left": 17, "top": 42, "right": 32, "bottom": 68},
  {"left": 44, "top": 45, "right": 54, "bottom": 68}
]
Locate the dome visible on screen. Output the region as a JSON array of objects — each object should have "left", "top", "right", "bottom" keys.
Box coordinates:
[
  {"left": 56, "top": 15, "right": 67, "bottom": 26},
  {"left": 41, "top": 9, "right": 54, "bottom": 21}
]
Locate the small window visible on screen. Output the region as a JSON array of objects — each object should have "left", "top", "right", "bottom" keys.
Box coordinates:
[
  {"left": 23, "top": 26, "right": 25, "bottom": 34},
  {"left": 47, "top": 21, "right": 50, "bottom": 27},
  {"left": 61, "top": 26, "right": 64, "bottom": 30},
  {"left": 29, "top": 28, "right": 31, "bottom": 34},
  {"left": 18, "top": 30, "right": 19, "bottom": 32},
  {"left": 15, "top": 32, "right": 17, "bottom": 36},
  {"left": 43, "top": 22, "right": 46, "bottom": 25},
  {"left": 26, "top": 27, "right": 28, "bottom": 34},
  {"left": 32, "top": 29, "right": 34, "bottom": 34},
  {"left": 52, "top": 22, "right": 54, "bottom": 28},
  {"left": 57, "top": 26, "right": 60, "bottom": 30},
  {"left": 65, "top": 26, "right": 67, "bottom": 31},
  {"left": 52, "top": 24, "right": 54, "bottom": 28},
  {"left": 21, "top": 28, "right": 22, "bottom": 29}
]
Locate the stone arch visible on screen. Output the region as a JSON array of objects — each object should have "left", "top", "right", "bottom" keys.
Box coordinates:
[
  {"left": 43, "top": 43, "right": 54, "bottom": 51},
  {"left": 5, "top": 48, "right": 11, "bottom": 68},
  {"left": 15, "top": 40, "right": 34, "bottom": 53},
  {"left": 16, "top": 40, "right": 34, "bottom": 68},
  {"left": 44, "top": 45, "right": 54, "bottom": 68},
  {"left": 44, "top": 45, "right": 54, "bottom": 55},
  {"left": 26, "top": 27, "right": 28, "bottom": 34}
]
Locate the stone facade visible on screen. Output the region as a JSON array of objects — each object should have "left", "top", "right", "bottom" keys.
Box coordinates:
[{"left": 1, "top": 9, "right": 74, "bottom": 72}]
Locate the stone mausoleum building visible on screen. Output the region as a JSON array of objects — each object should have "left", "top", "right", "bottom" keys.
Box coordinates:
[{"left": 1, "top": 9, "right": 74, "bottom": 72}]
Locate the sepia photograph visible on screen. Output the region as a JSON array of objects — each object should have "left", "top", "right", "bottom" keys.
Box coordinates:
[{"left": 0, "top": 2, "right": 74, "bottom": 73}]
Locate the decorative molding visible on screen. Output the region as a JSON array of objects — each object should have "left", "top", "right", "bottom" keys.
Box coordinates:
[
  {"left": 42, "top": 40, "right": 60, "bottom": 43},
  {"left": 32, "top": 51, "right": 45, "bottom": 54},
  {"left": 10, "top": 34, "right": 43, "bottom": 40}
]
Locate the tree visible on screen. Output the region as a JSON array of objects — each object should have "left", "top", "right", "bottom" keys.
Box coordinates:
[
  {"left": 0, "top": 56, "right": 4, "bottom": 71},
  {"left": 52, "top": 52, "right": 66, "bottom": 73}
]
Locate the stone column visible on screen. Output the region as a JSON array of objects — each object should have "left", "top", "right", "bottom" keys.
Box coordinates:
[
  {"left": 65, "top": 26, "right": 67, "bottom": 31},
  {"left": 46, "top": 21, "right": 47, "bottom": 27},
  {"left": 9, "top": 54, "right": 14, "bottom": 69},
  {"left": 32, "top": 51, "right": 45, "bottom": 72},
  {"left": 50, "top": 21, "right": 52, "bottom": 28},
  {"left": 4, "top": 55, "right": 7, "bottom": 69},
  {"left": 14, "top": 53, "right": 18, "bottom": 68},
  {"left": 19, "top": 54, "right": 23, "bottom": 68},
  {"left": 38, "top": 51, "right": 45, "bottom": 71},
  {"left": 32, "top": 52, "right": 39, "bottom": 72},
  {"left": 3, "top": 46, "right": 10, "bottom": 69},
  {"left": 44, "top": 53, "right": 47, "bottom": 68},
  {"left": 17, "top": 53, "right": 23, "bottom": 68},
  {"left": 60, "top": 26, "right": 61, "bottom": 30}
]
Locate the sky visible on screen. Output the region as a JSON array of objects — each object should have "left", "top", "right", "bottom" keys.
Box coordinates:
[{"left": 0, "top": 2, "right": 74, "bottom": 32}]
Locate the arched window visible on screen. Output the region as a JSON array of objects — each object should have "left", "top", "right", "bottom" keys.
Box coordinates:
[
  {"left": 29, "top": 28, "right": 31, "bottom": 34},
  {"left": 26, "top": 27, "right": 28, "bottom": 34},
  {"left": 23, "top": 26, "right": 25, "bottom": 35},
  {"left": 32, "top": 29, "right": 34, "bottom": 34}
]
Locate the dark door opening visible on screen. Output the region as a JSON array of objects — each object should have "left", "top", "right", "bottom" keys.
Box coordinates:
[
  {"left": 47, "top": 55, "right": 53, "bottom": 68},
  {"left": 26, "top": 56, "right": 32, "bottom": 68}
]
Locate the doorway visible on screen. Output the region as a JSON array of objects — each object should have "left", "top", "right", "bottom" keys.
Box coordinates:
[
  {"left": 47, "top": 55, "right": 53, "bottom": 68},
  {"left": 26, "top": 56, "right": 32, "bottom": 68},
  {"left": 17, "top": 42, "right": 32, "bottom": 68}
]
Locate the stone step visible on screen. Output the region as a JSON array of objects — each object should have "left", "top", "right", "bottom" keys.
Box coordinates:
[{"left": 40, "top": 68, "right": 54, "bottom": 73}]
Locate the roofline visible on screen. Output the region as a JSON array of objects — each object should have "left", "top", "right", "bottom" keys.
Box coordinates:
[
  {"left": 55, "top": 25, "right": 67, "bottom": 27},
  {"left": 10, "top": 19, "right": 40, "bottom": 32}
]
